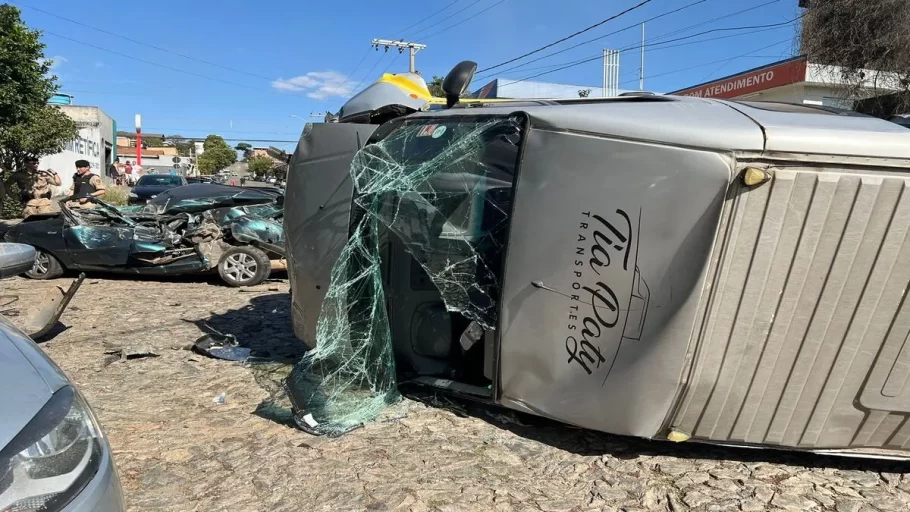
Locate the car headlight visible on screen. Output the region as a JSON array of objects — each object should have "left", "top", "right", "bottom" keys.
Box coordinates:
[
  {"left": 128, "top": 192, "right": 138, "bottom": 198},
  {"left": 0, "top": 386, "right": 103, "bottom": 512}
]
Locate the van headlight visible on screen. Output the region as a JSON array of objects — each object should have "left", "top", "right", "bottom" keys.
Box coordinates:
[
  {"left": 128, "top": 192, "right": 138, "bottom": 199},
  {"left": 0, "top": 386, "right": 103, "bottom": 512}
]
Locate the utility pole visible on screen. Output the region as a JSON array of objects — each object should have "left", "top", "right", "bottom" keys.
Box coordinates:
[
  {"left": 372, "top": 39, "right": 427, "bottom": 73},
  {"left": 135, "top": 114, "right": 142, "bottom": 166},
  {"left": 639, "top": 23, "right": 645, "bottom": 91},
  {"left": 602, "top": 49, "right": 619, "bottom": 97}
]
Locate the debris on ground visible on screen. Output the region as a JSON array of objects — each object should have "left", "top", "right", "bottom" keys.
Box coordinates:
[
  {"left": 192, "top": 332, "right": 264, "bottom": 362},
  {"left": 103, "top": 344, "right": 160, "bottom": 365}
]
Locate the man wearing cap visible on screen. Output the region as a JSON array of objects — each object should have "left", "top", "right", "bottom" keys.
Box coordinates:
[
  {"left": 15, "top": 157, "right": 61, "bottom": 217},
  {"left": 67, "top": 160, "right": 106, "bottom": 209}
]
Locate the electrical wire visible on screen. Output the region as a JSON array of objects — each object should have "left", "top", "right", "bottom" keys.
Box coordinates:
[
  {"left": 474, "top": 0, "right": 782, "bottom": 81},
  {"left": 409, "top": 0, "right": 487, "bottom": 39},
  {"left": 476, "top": 0, "right": 656, "bottom": 74},
  {"left": 42, "top": 30, "right": 267, "bottom": 92},
  {"left": 13, "top": 1, "right": 275, "bottom": 82},
  {"left": 393, "top": 0, "right": 465, "bottom": 37},
  {"left": 616, "top": 39, "right": 792, "bottom": 86},
  {"left": 334, "top": 47, "right": 373, "bottom": 99},
  {"left": 420, "top": 0, "right": 510, "bottom": 40},
  {"left": 349, "top": 51, "right": 393, "bottom": 95},
  {"left": 495, "top": 17, "right": 802, "bottom": 88}
]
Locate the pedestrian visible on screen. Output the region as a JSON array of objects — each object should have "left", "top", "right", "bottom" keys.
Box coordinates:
[
  {"left": 67, "top": 159, "right": 106, "bottom": 209},
  {"left": 240, "top": 176, "right": 246, "bottom": 187},
  {"left": 124, "top": 161, "right": 134, "bottom": 185},
  {"left": 15, "top": 157, "right": 61, "bottom": 217}
]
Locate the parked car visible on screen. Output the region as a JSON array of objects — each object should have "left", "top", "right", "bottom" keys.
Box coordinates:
[
  {"left": 0, "top": 243, "right": 125, "bottom": 511},
  {"left": 128, "top": 174, "right": 187, "bottom": 205},
  {"left": 5, "top": 184, "right": 285, "bottom": 287},
  {"left": 283, "top": 60, "right": 910, "bottom": 459}
]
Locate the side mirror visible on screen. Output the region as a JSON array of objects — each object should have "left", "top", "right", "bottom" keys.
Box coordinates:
[
  {"left": 442, "top": 61, "right": 478, "bottom": 108},
  {"left": 0, "top": 243, "right": 37, "bottom": 279}
]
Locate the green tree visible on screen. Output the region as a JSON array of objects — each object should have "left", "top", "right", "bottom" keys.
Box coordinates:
[
  {"left": 428, "top": 75, "right": 444, "bottom": 97},
  {"left": 0, "top": 181, "right": 23, "bottom": 219},
  {"left": 0, "top": 5, "right": 78, "bottom": 171},
  {"left": 235, "top": 142, "right": 253, "bottom": 161},
  {"left": 578, "top": 89, "right": 591, "bottom": 98},
  {"left": 247, "top": 155, "right": 273, "bottom": 176},
  {"left": 141, "top": 135, "right": 164, "bottom": 147},
  {"left": 196, "top": 134, "right": 236, "bottom": 175}
]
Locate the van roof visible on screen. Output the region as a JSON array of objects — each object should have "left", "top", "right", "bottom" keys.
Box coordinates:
[{"left": 409, "top": 96, "right": 910, "bottom": 161}]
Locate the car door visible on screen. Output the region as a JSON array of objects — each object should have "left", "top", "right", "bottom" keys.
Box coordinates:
[{"left": 61, "top": 208, "right": 135, "bottom": 267}]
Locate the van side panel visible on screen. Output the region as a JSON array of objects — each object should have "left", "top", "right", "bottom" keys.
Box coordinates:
[
  {"left": 498, "top": 128, "right": 733, "bottom": 438},
  {"left": 671, "top": 167, "right": 910, "bottom": 453}
]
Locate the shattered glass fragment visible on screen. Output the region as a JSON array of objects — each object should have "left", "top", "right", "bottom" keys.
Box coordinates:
[{"left": 288, "top": 116, "right": 523, "bottom": 436}]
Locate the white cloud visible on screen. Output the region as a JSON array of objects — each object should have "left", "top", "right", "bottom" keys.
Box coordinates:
[
  {"left": 38, "top": 55, "right": 67, "bottom": 70},
  {"left": 272, "top": 70, "right": 353, "bottom": 100}
]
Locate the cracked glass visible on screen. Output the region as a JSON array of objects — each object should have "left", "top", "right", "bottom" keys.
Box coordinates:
[{"left": 288, "top": 115, "right": 524, "bottom": 435}]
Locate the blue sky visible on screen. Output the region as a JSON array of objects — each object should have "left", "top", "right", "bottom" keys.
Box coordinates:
[{"left": 16, "top": 0, "right": 800, "bottom": 151}]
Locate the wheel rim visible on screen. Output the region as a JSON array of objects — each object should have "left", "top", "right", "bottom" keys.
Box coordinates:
[
  {"left": 32, "top": 252, "right": 50, "bottom": 275},
  {"left": 223, "top": 253, "right": 258, "bottom": 283}
]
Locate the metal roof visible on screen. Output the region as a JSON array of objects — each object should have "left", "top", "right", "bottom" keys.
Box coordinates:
[{"left": 409, "top": 96, "right": 910, "bottom": 160}]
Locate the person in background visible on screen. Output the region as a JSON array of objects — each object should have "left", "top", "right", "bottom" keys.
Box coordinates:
[
  {"left": 15, "top": 157, "right": 61, "bottom": 217},
  {"left": 67, "top": 159, "right": 106, "bottom": 209}
]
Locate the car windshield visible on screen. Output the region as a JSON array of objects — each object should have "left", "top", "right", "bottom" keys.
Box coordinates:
[{"left": 137, "top": 175, "right": 183, "bottom": 186}]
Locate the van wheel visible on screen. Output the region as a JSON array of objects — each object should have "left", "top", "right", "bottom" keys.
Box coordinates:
[
  {"left": 218, "top": 246, "right": 271, "bottom": 287},
  {"left": 26, "top": 250, "right": 64, "bottom": 280}
]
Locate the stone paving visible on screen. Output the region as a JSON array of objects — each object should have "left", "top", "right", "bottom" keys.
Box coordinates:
[{"left": 3, "top": 273, "right": 910, "bottom": 511}]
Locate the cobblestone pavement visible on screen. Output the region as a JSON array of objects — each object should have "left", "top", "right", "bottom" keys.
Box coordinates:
[{"left": 4, "top": 274, "right": 910, "bottom": 511}]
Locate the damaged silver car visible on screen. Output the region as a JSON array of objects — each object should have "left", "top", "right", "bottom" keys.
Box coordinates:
[
  {"left": 5, "top": 184, "right": 285, "bottom": 287},
  {"left": 284, "top": 61, "right": 910, "bottom": 460}
]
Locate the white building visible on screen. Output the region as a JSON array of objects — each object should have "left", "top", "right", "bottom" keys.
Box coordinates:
[
  {"left": 38, "top": 105, "right": 116, "bottom": 193},
  {"left": 670, "top": 56, "right": 902, "bottom": 110}
]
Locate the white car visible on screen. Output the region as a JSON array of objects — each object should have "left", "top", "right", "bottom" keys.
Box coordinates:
[
  {"left": 268, "top": 177, "right": 277, "bottom": 184},
  {"left": 0, "top": 244, "right": 125, "bottom": 511}
]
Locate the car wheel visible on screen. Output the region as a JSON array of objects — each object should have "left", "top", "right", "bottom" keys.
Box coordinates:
[
  {"left": 218, "top": 246, "right": 271, "bottom": 287},
  {"left": 26, "top": 250, "right": 64, "bottom": 280}
]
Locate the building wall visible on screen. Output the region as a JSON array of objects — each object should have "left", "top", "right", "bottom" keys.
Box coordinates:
[{"left": 38, "top": 105, "right": 116, "bottom": 194}]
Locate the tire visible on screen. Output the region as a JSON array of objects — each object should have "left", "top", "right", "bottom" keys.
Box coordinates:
[
  {"left": 217, "top": 245, "right": 271, "bottom": 287},
  {"left": 26, "top": 249, "right": 64, "bottom": 280}
]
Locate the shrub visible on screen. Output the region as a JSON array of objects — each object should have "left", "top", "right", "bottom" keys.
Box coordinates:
[{"left": 102, "top": 185, "right": 129, "bottom": 206}]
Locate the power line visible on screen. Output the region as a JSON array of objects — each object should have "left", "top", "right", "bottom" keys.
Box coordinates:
[
  {"left": 42, "top": 31, "right": 267, "bottom": 93},
  {"left": 496, "top": 17, "right": 802, "bottom": 88},
  {"left": 476, "top": 0, "right": 656, "bottom": 74},
  {"left": 14, "top": 1, "right": 275, "bottom": 82},
  {"left": 393, "top": 0, "right": 465, "bottom": 37},
  {"left": 474, "top": 0, "right": 782, "bottom": 81},
  {"left": 420, "top": 0, "right": 510, "bottom": 40},
  {"left": 409, "top": 0, "right": 487, "bottom": 39},
  {"left": 617, "top": 39, "right": 792, "bottom": 85},
  {"left": 335, "top": 47, "right": 373, "bottom": 99},
  {"left": 349, "top": 51, "right": 392, "bottom": 95}
]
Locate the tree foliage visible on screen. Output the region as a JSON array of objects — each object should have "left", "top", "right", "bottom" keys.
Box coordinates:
[
  {"left": 0, "top": 5, "right": 77, "bottom": 171},
  {"left": 578, "top": 89, "right": 592, "bottom": 98},
  {"left": 141, "top": 135, "right": 165, "bottom": 147},
  {"left": 0, "top": 181, "right": 23, "bottom": 219},
  {"left": 247, "top": 154, "right": 273, "bottom": 175},
  {"left": 802, "top": 0, "right": 910, "bottom": 110},
  {"left": 234, "top": 142, "right": 253, "bottom": 161},
  {"left": 428, "top": 75, "right": 444, "bottom": 97},
  {"left": 196, "top": 134, "right": 236, "bottom": 175}
]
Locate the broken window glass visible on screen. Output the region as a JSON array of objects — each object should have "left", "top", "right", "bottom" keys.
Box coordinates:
[{"left": 288, "top": 116, "right": 524, "bottom": 436}]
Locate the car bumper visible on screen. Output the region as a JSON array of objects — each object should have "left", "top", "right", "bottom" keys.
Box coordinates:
[{"left": 63, "top": 440, "right": 125, "bottom": 512}]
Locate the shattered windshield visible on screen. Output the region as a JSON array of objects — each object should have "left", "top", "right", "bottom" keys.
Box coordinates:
[{"left": 289, "top": 115, "right": 525, "bottom": 435}]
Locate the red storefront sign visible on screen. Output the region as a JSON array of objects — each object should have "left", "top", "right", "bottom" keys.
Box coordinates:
[{"left": 671, "top": 57, "right": 808, "bottom": 99}]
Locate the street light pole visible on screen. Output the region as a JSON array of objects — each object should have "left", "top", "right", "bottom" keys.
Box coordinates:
[{"left": 135, "top": 114, "right": 142, "bottom": 166}]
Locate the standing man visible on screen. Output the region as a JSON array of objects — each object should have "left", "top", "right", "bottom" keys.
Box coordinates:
[
  {"left": 67, "top": 159, "right": 106, "bottom": 208},
  {"left": 15, "top": 157, "right": 61, "bottom": 217}
]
